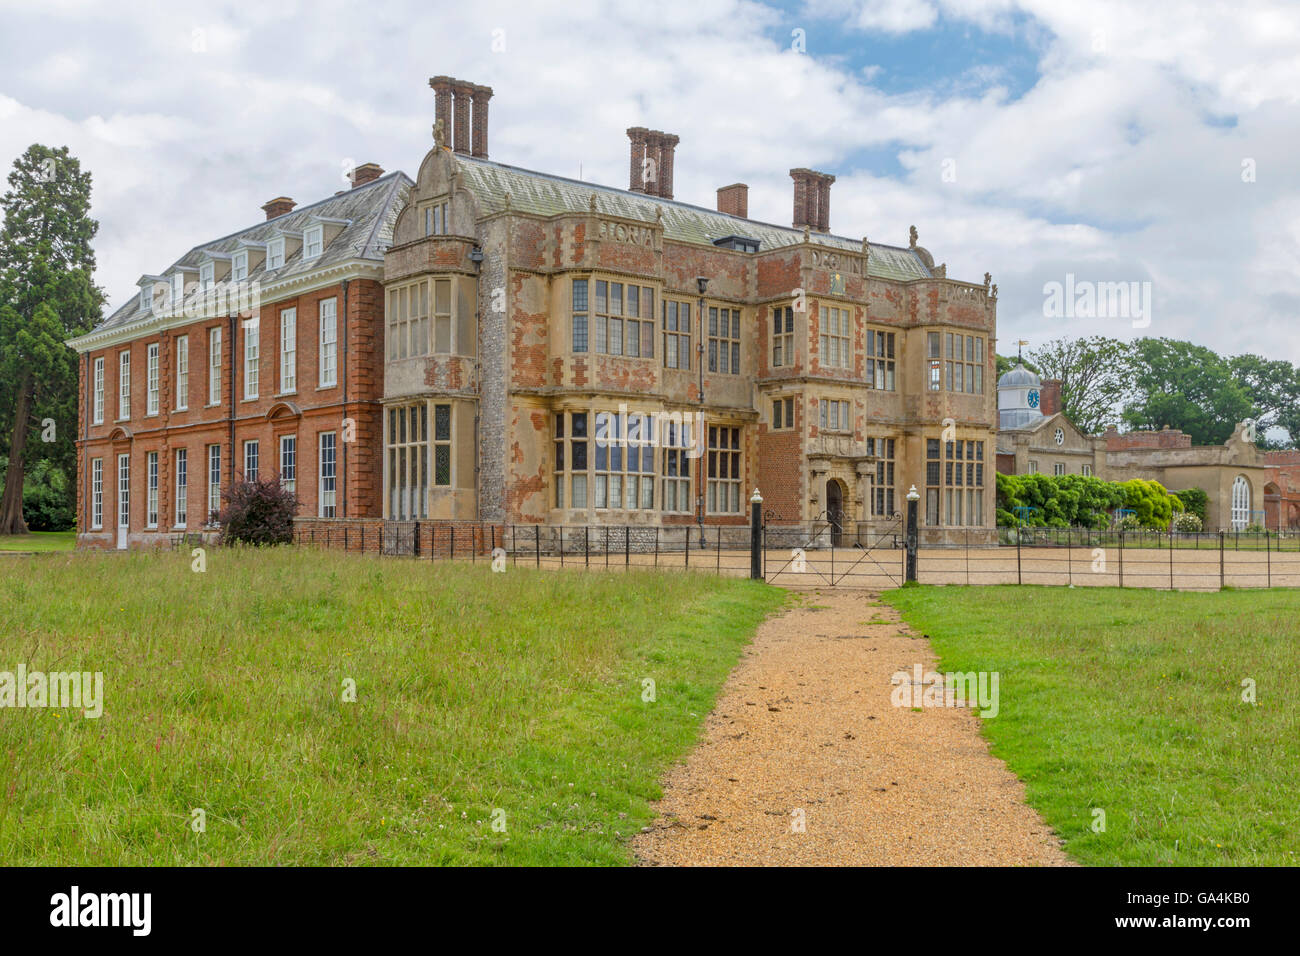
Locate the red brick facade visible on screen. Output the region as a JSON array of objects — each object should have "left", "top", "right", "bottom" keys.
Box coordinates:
[{"left": 73, "top": 278, "right": 388, "bottom": 549}]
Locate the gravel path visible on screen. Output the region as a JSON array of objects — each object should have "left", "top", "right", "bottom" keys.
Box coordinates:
[{"left": 633, "top": 590, "right": 1071, "bottom": 866}]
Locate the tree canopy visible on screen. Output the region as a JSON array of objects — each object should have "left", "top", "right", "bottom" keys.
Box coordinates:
[{"left": 1008, "top": 335, "right": 1295, "bottom": 448}]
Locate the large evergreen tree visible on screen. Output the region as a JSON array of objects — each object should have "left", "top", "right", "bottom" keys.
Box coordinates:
[{"left": 0, "top": 144, "right": 104, "bottom": 534}]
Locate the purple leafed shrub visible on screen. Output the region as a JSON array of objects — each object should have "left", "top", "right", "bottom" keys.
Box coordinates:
[{"left": 214, "top": 474, "right": 299, "bottom": 546}]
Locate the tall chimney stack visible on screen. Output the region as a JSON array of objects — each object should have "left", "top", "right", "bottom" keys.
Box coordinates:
[
  {"left": 451, "top": 80, "right": 472, "bottom": 154},
  {"left": 658, "top": 132, "right": 678, "bottom": 200},
  {"left": 816, "top": 173, "right": 834, "bottom": 231},
  {"left": 790, "top": 168, "right": 834, "bottom": 232},
  {"left": 470, "top": 84, "right": 493, "bottom": 158},
  {"left": 627, "top": 127, "right": 648, "bottom": 193},
  {"left": 430, "top": 76, "right": 453, "bottom": 143},
  {"left": 791, "top": 169, "right": 812, "bottom": 229},
  {"left": 429, "top": 76, "right": 491, "bottom": 158},
  {"left": 626, "top": 127, "right": 678, "bottom": 199}
]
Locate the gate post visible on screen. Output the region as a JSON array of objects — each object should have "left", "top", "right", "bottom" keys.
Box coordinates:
[
  {"left": 905, "top": 485, "right": 920, "bottom": 583},
  {"left": 750, "top": 488, "right": 763, "bottom": 580},
  {"left": 1219, "top": 531, "right": 1225, "bottom": 589}
]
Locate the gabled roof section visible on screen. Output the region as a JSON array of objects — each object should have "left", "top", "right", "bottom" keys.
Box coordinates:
[
  {"left": 452, "top": 155, "right": 933, "bottom": 282},
  {"left": 86, "top": 171, "right": 412, "bottom": 338}
]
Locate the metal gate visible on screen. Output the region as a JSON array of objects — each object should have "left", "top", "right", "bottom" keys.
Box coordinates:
[
  {"left": 763, "top": 516, "right": 904, "bottom": 587},
  {"left": 382, "top": 520, "right": 416, "bottom": 556}
]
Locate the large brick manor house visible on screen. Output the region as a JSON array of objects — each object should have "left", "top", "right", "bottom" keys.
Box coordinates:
[{"left": 69, "top": 78, "right": 1000, "bottom": 549}]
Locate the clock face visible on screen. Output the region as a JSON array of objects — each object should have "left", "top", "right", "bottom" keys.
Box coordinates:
[
  {"left": 1054, "top": 428, "right": 1065, "bottom": 445},
  {"left": 1027, "top": 389, "right": 1040, "bottom": 408}
]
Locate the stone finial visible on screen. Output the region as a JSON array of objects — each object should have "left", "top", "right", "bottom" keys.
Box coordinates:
[
  {"left": 433, "top": 118, "right": 446, "bottom": 148},
  {"left": 803, "top": 225, "right": 811, "bottom": 243},
  {"left": 503, "top": 191, "right": 511, "bottom": 210},
  {"left": 991, "top": 283, "right": 998, "bottom": 299},
  {"left": 588, "top": 192, "right": 598, "bottom": 213},
  {"left": 861, "top": 236, "right": 869, "bottom": 254},
  {"left": 983, "top": 272, "right": 991, "bottom": 292},
  {"left": 655, "top": 205, "right": 663, "bottom": 224},
  {"left": 934, "top": 263, "right": 946, "bottom": 278},
  {"left": 909, "top": 225, "right": 918, "bottom": 249}
]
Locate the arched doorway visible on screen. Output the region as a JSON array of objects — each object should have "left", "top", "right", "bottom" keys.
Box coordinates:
[
  {"left": 826, "top": 479, "right": 845, "bottom": 547},
  {"left": 1230, "top": 475, "right": 1251, "bottom": 530},
  {"left": 1264, "top": 481, "right": 1281, "bottom": 532}
]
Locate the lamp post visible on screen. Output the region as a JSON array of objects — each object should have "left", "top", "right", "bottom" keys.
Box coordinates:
[
  {"left": 750, "top": 488, "right": 763, "bottom": 580},
  {"left": 905, "top": 484, "right": 920, "bottom": 583},
  {"left": 695, "top": 275, "right": 709, "bottom": 549}
]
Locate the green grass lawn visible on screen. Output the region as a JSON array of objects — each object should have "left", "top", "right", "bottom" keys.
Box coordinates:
[
  {"left": 0, "top": 549, "right": 785, "bottom": 865},
  {"left": 0, "top": 530, "right": 76, "bottom": 552},
  {"left": 882, "top": 585, "right": 1300, "bottom": 866}
]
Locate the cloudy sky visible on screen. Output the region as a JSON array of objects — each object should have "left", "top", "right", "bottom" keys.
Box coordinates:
[{"left": 2, "top": 0, "right": 1298, "bottom": 362}]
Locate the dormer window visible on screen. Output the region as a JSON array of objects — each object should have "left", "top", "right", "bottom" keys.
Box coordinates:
[
  {"left": 200, "top": 262, "right": 215, "bottom": 290},
  {"left": 170, "top": 273, "right": 185, "bottom": 308},
  {"left": 712, "top": 235, "right": 760, "bottom": 253},
  {"left": 139, "top": 285, "right": 153, "bottom": 311},
  {"left": 304, "top": 225, "right": 324, "bottom": 260},
  {"left": 232, "top": 251, "right": 248, "bottom": 282},
  {"left": 267, "top": 238, "right": 285, "bottom": 270}
]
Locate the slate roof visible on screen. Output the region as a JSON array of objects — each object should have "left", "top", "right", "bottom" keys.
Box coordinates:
[
  {"left": 453, "top": 155, "right": 934, "bottom": 282},
  {"left": 80, "top": 151, "right": 939, "bottom": 347},
  {"left": 86, "top": 172, "right": 412, "bottom": 337}
]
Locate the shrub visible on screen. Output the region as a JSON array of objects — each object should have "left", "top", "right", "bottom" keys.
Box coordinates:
[
  {"left": 22, "top": 459, "right": 76, "bottom": 532},
  {"left": 1170, "top": 488, "right": 1208, "bottom": 525},
  {"left": 1116, "top": 514, "right": 1144, "bottom": 531},
  {"left": 1119, "top": 479, "right": 1175, "bottom": 529},
  {"left": 997, "top": 472, "right": 1173, "bottom": 529},
  {"left": 214, "top": 474, "right": 299, "bottom": 546},
  {"left": 1172, "top": 513, "right": 1203, "bottom": 533}
]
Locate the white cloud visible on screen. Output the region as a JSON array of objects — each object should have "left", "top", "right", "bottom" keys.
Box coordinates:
[
  {"left": 0, "top": 0, "right": 1298, "bottom": 366},
  {"left": 843, "top": 0, "right": 938, "bottom": 33}
]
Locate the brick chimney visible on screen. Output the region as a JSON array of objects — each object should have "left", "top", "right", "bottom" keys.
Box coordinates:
[
  {"left": 349, "top": 163, "right": 384, "bottom": 188},
  {"left": 816, "top": 173, "right": 834, "bottom": 232},
  {"left": 428, "top": 76, "right": 490, "bottom": 157},
  {"left": 261, "top": 196, "right": 296, "bottom": 220},
  {"left": 657, "top": 132, "right": 678, "bottom": 200},
  {"left": 626, "top": 127, "right": 678, "bottom": 199},
  {"left": 717, "top": 183, "right": 748, "bottom": 218},
  {"left": 1040, "top": 379, "right": 1062, "bottom": 417},
  {"left": 470, "top": 84, "right": 493, "bottom": 158},
  {"left": 430, "top": 75, "right": 454, "bottom": 143},
  {"left": 791, "top": 169, "right": 811, "bottom": 229},
  {"left": 452, "top": 80, "right": 472, "bottom": 154},
  {"left": 790, "top": 168, "right": 834, "bottom": 232},
  {"left": 627, "top": 127, "right": 649, "bottom": 193}
]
